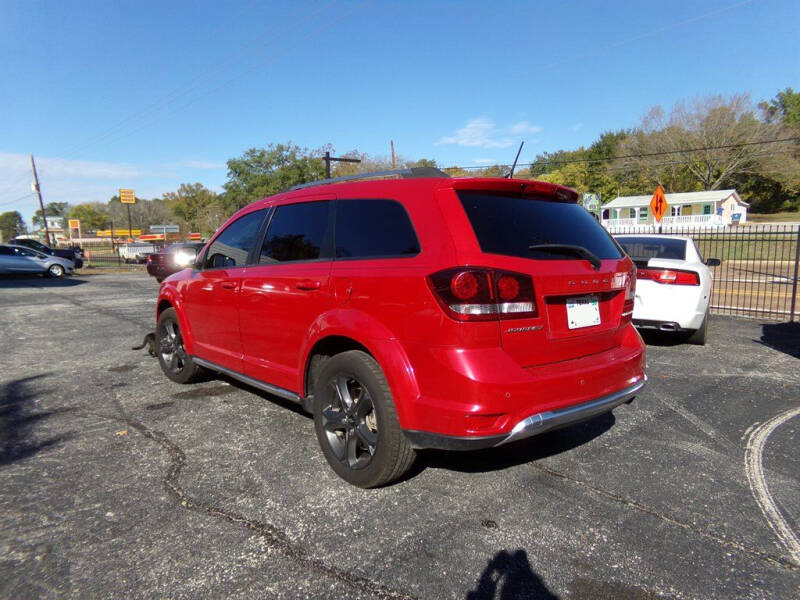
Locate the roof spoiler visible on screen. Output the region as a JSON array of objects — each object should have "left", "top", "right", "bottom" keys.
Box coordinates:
[{"left": 290, "top": 167, "right": 450, "bottom": 191}]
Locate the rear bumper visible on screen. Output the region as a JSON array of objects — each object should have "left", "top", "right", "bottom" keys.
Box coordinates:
[
  {"left": 404, "top": 377, "right": 644, "bottom": 450},
  {"left": 393, "top": 324, "right": 646, "bottom": 446}
]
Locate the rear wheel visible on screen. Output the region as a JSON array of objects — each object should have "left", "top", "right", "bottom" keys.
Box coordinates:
[
  {"left": 156, "top": 308, "right": 204, "bottom": 383},
  {"left": 687, "top": 310, "right": 709, "bottom": 345},
  {"left": 313, "top": 350, "right": 415, "bottom": 488},
  {"left": 47, "top": 264, "right": 65, "bottom": 278}
]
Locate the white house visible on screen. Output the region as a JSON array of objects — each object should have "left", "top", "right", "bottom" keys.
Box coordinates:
[{"left": 601, "top": 189, "right": 749, "bottom": 230}]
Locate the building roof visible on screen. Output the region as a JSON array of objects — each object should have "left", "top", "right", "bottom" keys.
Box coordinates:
[{"left": 602, "top": 189, "right": 747, "bottom": 209}]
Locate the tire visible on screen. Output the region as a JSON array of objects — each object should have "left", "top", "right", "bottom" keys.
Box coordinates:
[
  {"left": 156, "top": 308, "right": 204, "bottom": 383},
  {"left": 47, "top": 263, "right": 65, "bottom": 278},
  {"left": 687, "top": 310, "right": 709, "bottom": 345},
  {"left": 313, "top": 350, "right": 415, "bottom": 488}
]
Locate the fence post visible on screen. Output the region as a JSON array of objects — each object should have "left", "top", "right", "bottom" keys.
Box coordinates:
[{"left": 790, "top": 225, "right": 800, "bottom": 323}]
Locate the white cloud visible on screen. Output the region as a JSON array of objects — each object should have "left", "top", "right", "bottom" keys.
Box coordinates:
[
  {"left": 0, "top": 152, "right": 141, "bottom": 180},
  {"left": 509, "top": 121, "right": 542, "bottom": 135},
  {"left": 435, "top": 117, "right": 514, "bottom": 149},
  {"left": 435, "top": 117, "right": 543, "bottom": 149},
  {"left": 571, "top": 122, "right": 583, "bottom": 132},
  {"left": 472, "top": 158, "right": 496, "bottom": 165}
]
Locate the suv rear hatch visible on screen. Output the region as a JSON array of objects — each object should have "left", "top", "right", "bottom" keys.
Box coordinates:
[{"left": 450, "top": 184, "right": 634, "bottom": 367}]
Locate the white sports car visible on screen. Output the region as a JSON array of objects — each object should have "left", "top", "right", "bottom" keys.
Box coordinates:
[{"left": 614, "top": 235, "right": 720, "bottom": 345}]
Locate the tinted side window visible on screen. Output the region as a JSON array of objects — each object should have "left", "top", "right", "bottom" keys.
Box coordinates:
[
  {"left": 0, "top": 246, "right": 12, "bottom": 255},
  {"left": 260, "top": 201, "right": 332, "bottom": 263},
  {"left": 203, "top": 210, "right": 265, "bottom": 269},
  {"left": 335, "top": 199, "right": 420, "bottom": 259}
]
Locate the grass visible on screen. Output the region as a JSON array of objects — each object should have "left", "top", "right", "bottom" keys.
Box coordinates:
[{"left": 747, "top": 211, "right": 800, "bottom": 223}]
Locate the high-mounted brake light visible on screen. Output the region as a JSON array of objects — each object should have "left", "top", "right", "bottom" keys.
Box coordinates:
[
  {"left": 427, "top": 268, "right": 537, "bottom": 321},
  {"left": 637, "top": 268, "right": 699, "bottom": 286}
]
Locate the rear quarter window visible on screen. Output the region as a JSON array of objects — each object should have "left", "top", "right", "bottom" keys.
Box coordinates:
[
  {"left": 335, "top": 199, "right": 420, "bottom": 259},
  {"left": 458, "top": 192, "right": 623, "bottom": 260}
]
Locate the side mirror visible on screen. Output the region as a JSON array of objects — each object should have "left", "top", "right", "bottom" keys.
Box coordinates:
[{"left": 706, "top": 258, "right": 721, "bottom": 267}]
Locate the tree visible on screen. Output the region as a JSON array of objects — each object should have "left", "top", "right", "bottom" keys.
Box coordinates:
[
  {"left": 69, "top": 203, "right": 110, "bottom": 231},
  {"left": 32, "top": 202, "right": 70, "bottom": 227},
  {"left": 163, "top": 183, "right": 221, "bottom": 235},
  {"left": 616, "top": 95, "right": 799, "bottom": 192},
  {"left": 0, "top": 211, "right": 26, "bottom": 242},
  {"left": 222, "top": 143, "right": 327, "bottom": 213},
  {"left": 759, "top": 88, "right": 800, "bottom": 130}
]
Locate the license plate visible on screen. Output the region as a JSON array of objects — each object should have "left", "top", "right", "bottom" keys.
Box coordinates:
[{"left": 566, "top": 296, "right": 601, "bottom": 329}]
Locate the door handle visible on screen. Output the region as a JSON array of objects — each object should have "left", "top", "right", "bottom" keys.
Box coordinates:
[
  {"left": 220, "top": 281, "right": 236, "bottom": 290},
  {"left": 296, "top": 279, "right": 321, "bottom": 291}
]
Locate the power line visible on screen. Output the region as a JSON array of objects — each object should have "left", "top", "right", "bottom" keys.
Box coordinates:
[
  {"left": 0, "top": 192, "right": 35, "bottom": 208},
  {"left": 57, "top": 0, "right": 349, "bottom": 160},
  {"left": 442, "top": 137, "right": 800, "bottom": 171}
]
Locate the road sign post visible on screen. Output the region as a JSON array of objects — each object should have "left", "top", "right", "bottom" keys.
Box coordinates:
[{"left": 120, "top": 189, "right": 135, "bottom": 242}]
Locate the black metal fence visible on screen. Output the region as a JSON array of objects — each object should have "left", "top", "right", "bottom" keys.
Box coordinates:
[{"left": 606, "top": 224, "right": 800, "bottom": 322}]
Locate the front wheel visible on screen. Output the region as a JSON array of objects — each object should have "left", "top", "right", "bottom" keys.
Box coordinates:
[
  {"left": 156, "top": 308, "right": 204, "bottom": 383},
  {"left": 47, "top": 264, "right": 65, "bottom": 278},
  {"left": 313, "top": 350, "right": 415, "bottom": 488}
]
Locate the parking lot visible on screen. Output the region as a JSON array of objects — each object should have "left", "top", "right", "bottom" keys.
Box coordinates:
[{"left": 1, "top": 272, "right": 798, "bottom": 599}]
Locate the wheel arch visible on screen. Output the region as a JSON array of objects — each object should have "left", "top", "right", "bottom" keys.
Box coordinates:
[{"left": 299, "top": 311, "right": 420, "bottom": 427}]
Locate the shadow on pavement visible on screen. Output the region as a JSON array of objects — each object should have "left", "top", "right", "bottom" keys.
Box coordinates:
[
  {"left": 0, "top": 274, "right": 87, "bottom": 288},
  {"left": 1, "top": 375, "right": 73, "bottom": 467},
  {"left": 466, "top": 549, "right": 559, "bottom": 599},
  {"left": 759, "top": 321, "right": 800, "bottom": 359},
  {"left": 417, "top": 412, "right": 615, "bottom": 476},
  {"left": 638, "top": 330, "right": 688, "bottom": 347}
]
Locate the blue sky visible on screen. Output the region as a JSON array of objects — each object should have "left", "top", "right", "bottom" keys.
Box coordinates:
[{"left": 1, "top": 0, "right": 798, "bottom": 225}]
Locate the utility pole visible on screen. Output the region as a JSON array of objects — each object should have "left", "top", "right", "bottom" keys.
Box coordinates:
[
  {"left": 30, "top": 154, "right": 51, "bottom": 245},
  {"left": 390, "top": 140, "right": 397, "bottom": 169},
  {"left": 323, "top": 151, "right": 362, "bottom": 179}
]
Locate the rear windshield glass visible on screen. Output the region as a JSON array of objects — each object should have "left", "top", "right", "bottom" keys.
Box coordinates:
[
  {"left": 616, "top": 237, "right": 687, "bottom": 260},
  {"left": 458, "top": 192, "right": 623, "bottom": 260}
]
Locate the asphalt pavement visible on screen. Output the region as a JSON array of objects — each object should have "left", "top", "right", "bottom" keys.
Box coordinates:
[{"left": 1, "top": 272, "right": 798, "bottom": 599}]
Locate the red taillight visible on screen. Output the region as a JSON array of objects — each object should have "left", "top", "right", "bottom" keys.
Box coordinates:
[
  {"left": 638, "top": 268, "right": 699, "bottom": 286},
  {"left": 427, "top": 268, "right": 537, "bottom": 321},
  {"left": 146, "top": 254, "right": 153, "bottom": 263},
  {"left": 622, "top": 267, "right": 636, "bottom": 323}
]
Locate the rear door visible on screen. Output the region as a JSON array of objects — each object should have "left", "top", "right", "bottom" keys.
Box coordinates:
[
  {"left": 182, "top": 209, "right": 267, "bottom": 372},
  {"left": 456, "top": 191, "right": 632, "bottom": 367},
  {"left": 238, "top": 197, "right": 334, "bottom": 392}
]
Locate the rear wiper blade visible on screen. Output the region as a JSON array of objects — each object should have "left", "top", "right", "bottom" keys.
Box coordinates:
[{"left": 527, "top": 244, "right": 602, "bottom": 271}]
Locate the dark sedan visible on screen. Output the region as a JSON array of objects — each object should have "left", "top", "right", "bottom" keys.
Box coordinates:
[{"left": 146, "top": 242, "right": 204, "bottom": 283}]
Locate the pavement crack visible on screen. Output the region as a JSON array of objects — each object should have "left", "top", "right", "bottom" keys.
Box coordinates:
[
  {"left": 531, "top": 463, "right": 798, "bottom": 571},
  {"left": 108, "top": 394, "right": 417, "bottom": 600}
]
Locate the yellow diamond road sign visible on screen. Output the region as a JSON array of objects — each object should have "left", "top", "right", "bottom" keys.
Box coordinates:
[{"left": 120, "top": 189, "right": 136, "bottom": 204}]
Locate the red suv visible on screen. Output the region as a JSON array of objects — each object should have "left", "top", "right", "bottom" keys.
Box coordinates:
[{"left": 155, "top": 171, "right": 645, "bottom": 487}]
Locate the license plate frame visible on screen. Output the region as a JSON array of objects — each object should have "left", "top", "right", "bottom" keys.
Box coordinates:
[{"left": 566, "top": 295, "right": 601, "bottom": 329}]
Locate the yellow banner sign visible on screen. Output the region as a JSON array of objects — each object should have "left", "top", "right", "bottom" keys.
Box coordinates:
[
  {"left": 68, "top": 219, "right": 81, "bottom": 229},
  {"left": 119, "top": 189, "right": 136, "bottom": 204},
  {"left": 97, "top": 229, "right": 142, "bottom": 237}
]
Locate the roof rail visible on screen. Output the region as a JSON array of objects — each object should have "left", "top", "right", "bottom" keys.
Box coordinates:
[{"left": 289, "top": 167, "right": 450, "bottom": 191}]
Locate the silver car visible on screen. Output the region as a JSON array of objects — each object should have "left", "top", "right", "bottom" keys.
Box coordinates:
[{"left": 0, "top": 244, "right": 74, "bottom": 277}]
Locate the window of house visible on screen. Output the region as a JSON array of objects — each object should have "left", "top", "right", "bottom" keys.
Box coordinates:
[
  {"left": 335, "top": 199, "right": 420, "bottom": 259},
  {"left": 260, "top": 201, "right": 332, "bottom": 263},
  {"left": 638, "top": 207, "right": 649, "bottom": 221},
  {"left": 703, "top": 204, "right": 712, "bottom": 215},
  {"left": 203, "top": 209, "right": 266, "bottom": 269},
  {"left": 628, "top": 208, "right": 636, "bottom": 219}
]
